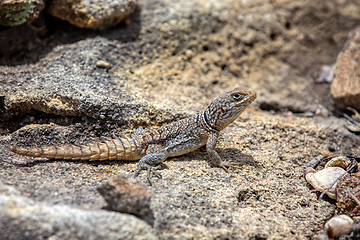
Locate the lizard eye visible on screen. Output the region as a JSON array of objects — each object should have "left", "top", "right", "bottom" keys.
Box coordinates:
[{"left": 232, "top": 93, "right": 244, "bottom": 101}]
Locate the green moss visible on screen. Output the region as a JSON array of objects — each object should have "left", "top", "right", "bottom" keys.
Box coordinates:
[{"left": 2, "top": 0, "right": 36, "bottom": 26}]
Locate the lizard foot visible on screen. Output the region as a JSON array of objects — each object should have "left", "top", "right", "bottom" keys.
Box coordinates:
[
  {"left": 134, "top": 165, "right": 162, "bottom": 186},
  {"left": 218, "top": 159, "right": 243, "bottom": 172}
]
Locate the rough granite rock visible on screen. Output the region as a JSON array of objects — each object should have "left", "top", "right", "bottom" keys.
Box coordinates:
[
  {"left": 336, "top": 172, "right": 360, "bottom": 217},
  {"left": 97, "top": 173, "right": 153, "bottom": 222},
  {"left": 330, "top": 26, "right": 360, "bottom": 110},
  {"left": 0, "top": 185, "right": 155, "bottom": 240},
  {"left": 0, "top": 0, "right": 45, "bottom": 26},
  {"left": 46, "top": 0, "right": 137, "bottom": 30},
  {"left": 1, "top": 0, "right": 360, "bottom": 239}
]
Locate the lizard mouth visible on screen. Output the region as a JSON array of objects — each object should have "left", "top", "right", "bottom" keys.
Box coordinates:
[{"left": 242, "top": 89, "right": 257, "bottom": 100}]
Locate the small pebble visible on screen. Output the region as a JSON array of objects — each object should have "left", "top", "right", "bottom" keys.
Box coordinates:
[
  {"left": 315, "top": 65, "right": 334, "bottom": 83},
  {"left": 324, "top": 215, "right": 354, "bottom": 237},
  {"left": 185, "top": 49, "right": 194, "bottom": 58},
  {"left": 324, "top": 156, "right": 351, "bottom": 169},
  {"left": 305, "top": 167, "right": 346, "bottom": 199},
  {"left": 96, "top": 60, "right": 110, "bottom": 69}
]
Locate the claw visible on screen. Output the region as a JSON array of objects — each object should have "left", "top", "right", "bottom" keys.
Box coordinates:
[
  {"left": 133, "top": 169, "right": 141, "bottom": 178},
  {"left": 219, "top": 164, "right": 229, "bottom": 173},
  {"left": 134, "top": 165, "right": 162, "bottom": 186},
  {"left": 146, "top": 166, "right": 162, "bottom": 186}
]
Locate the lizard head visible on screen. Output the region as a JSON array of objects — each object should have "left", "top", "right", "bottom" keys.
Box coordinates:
[{"left": 205, "top": 88, "right": 256, "bottom": 131}]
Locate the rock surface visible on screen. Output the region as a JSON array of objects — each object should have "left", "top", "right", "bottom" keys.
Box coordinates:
[
  {"left": 331, "top": 26, "right": 360, "bottom": 110},
  {"left": 97, "top": 173, "right": 153, "bottom": 223},
  {"left": 0, "top": 184, "right": 155, "bottom": 240},
  {"left": 1, "top": 0, "right": 360, "bottom": 239},
  {"left": 0, "top": 0, "right": 45, "bottom": 26},
  {"left": 46, "top": 0, "right": 137, "bottom": 30},
  {"left": 336, "top": 172, "right": 360, "bottom": 217}
]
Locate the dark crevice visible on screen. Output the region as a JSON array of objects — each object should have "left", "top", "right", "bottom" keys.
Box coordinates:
[
  {"left": 244, "top": 42, "right": 254, "bottom": 48},
  {"left": 270, "top": 32, "right": 277, "bottom": 40},
  {"left": 285, "top": 21, "right": 291, "bottom": 29},
  {"left": 0, "top": 96, "right": 5, "bottom": 112},
  {"left": 258, "top": 101, "right": 282, "bottom": 112},
  {"left": 1, "top": 108, "right": 104, "bottom": 134},
  {"left": 258, "top": 101, "right": 308, "bottom": 114},
  {"left": 0, "top": 7, "right": 142, "bottom": 66}
]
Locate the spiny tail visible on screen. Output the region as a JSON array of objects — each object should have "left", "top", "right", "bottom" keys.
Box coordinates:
[{"left": 9, "top": 137, "right": 142, "bottom": 161}]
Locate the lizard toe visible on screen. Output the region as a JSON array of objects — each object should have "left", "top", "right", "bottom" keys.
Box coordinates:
[
  {"left": 220, "top": 160, "right": 243, "bottom": 170},
  {"left": 134, "top": 164, "right": 162, "bottom": 186},
  {"left": 147, "top": 166, "right": 162, "bottom": 186}
]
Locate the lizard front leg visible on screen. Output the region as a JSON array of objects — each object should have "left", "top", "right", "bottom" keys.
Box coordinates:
[
  {"left": 207, "top": 132, "right": 241, "bottom": 171},
  {"left": 134, "top": 144, "right": 168, "bottom": 185}
]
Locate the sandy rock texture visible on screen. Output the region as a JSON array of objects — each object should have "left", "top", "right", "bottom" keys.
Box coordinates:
[
  {"left": 0, "top": 184, "right": 155, "bottom": 240},
  {"left": 331, "top": 26, "right": 360, "bottom": 110},
  {"left": 47, "top": 0, "right": 138, "bottom": 30},
  {"left": 1, "top": 0, "right": 360, "bottom": 239},
  {"left": 97, "top": 173, "right": 154, "bottom": 224}
]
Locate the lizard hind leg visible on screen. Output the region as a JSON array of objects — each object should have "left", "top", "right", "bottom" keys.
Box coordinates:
[{"left": 134, "top": 144, "right": 168, "bottom": 185}]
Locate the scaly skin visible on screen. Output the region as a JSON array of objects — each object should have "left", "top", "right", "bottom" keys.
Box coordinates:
[{"left": 9, "top": 88, "right": 256, "bottom": 185}]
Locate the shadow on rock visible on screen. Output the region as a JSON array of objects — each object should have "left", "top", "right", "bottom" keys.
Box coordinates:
[{"left": 0, "top": 7, "right": 142, "bottom": 66}]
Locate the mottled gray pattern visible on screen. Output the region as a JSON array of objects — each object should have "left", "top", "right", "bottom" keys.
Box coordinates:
[{"left": 134, "top": 88, "right": 256, "bottom": 184}]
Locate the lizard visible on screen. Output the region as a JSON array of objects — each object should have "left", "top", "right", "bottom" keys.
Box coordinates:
[{"left": 9, "top": 87, "right": 256, "bottom": 185}]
